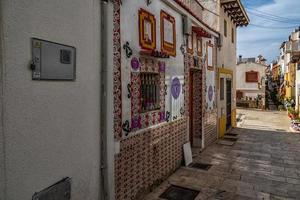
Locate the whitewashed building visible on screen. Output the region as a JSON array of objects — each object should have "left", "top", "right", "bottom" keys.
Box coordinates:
[
  {"left": 0, "top": 0, "right": 249, "bottom": 200},
  {"left": 202, "top": 0, "right": 250, "bottom": 136},
  {"left": 112, "top": 0, "right": 221, "bottom": 199},
  {"left": 0, "top": 0, "right": 110, "bottom": 200},
  {"left": 236, "top": 57, "right": 266, "bottom": 109}
]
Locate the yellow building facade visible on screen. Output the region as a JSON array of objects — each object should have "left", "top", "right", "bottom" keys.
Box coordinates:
[
  {"left": 285, "top": 63, "right": 296, "bottom": 99},
  {"left": 218, "top": 68, "right": 237, "bottom": 138}
]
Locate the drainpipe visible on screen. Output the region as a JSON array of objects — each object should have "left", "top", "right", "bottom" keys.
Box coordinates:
[{"left": 100, "top": 0, "right": 109, "bottom": 200}]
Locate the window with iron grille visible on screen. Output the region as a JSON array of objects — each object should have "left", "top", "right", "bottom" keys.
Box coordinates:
[{"left": 141, "top": 72, "right": 161, "bottom": 112}]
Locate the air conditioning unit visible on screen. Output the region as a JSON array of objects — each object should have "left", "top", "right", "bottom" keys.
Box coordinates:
[
  {"left": 217, "top": 36, "right": 223, "bottom": 48},
  {"left": 182, "top": 16, "right": 192, "bottom": 35}
]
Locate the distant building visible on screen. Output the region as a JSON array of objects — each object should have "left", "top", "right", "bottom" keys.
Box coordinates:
[
  {"left": 236, "top": 55, "right": 266, "bottom": 109},
  {"left": 272, "top": 62, "right": 281, "bottom": 82},
  {"left": 278, "top": 28, "right": 300, "bottom": 105}
]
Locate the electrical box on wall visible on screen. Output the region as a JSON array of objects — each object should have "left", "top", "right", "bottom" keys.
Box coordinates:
[
  {"left": 31, "top": 38, "right": 76, "bottom": 80},
  {"left": 32, "top": 177, "right": 71, "bottom": 200}
]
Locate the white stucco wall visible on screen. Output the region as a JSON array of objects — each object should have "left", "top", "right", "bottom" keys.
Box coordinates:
[
  {"left": 236, "top": 62, "right": 266, "bottom": 97},
  {"left": 120, "top": 0, "right": 185, "bottom": 130},
  {"left": 218, "top": 8, "right": 237, "bottom": 69},
  {"left": 202, "top": 0, "right": 220, "bottom": 32},
  {"left": 217, "top": 7, "right": 237, "bottom": 119},
  {"left": 1, "top": 0, "right": 102, "bottom": 199}
]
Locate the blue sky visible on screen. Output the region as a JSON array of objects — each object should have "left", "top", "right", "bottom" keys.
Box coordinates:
[{"left": 238, "top": 0, "right": 300, "bottom": 63}]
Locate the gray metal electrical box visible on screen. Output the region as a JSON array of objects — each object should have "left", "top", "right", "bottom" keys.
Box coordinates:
[
  {"left": 32, "top": 38, "right": 76, "bottom": 80},
  {"left": 32, "top": 177, "right": 71, "bottom": 200}
]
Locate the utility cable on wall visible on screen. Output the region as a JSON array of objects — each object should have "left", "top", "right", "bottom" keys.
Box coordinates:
[
  {"left": 248, "top": 24, "right": 300, "bottom": 29},
  {"left": 245, "top": 6, "right": 300, "bottom": 22},
  {"left": 246, "top": 10, "right": 300, "bottom": 24}
]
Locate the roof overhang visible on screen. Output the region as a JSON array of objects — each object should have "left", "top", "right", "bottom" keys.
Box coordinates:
[{"left": 221, "top": 0, "right": 250, "bottom": 27}]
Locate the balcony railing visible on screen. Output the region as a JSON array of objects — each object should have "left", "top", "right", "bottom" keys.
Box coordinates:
[{"left": 174, "top": 0, "right": 203, "bottom": 21}]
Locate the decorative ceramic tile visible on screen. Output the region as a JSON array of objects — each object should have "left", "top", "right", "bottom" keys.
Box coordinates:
[
  {"left": 115, "top": 119, "right": 188, "bottom": 200},
  {"left": 130, "top": 57, "right": 166, "bottom": 133},
  {"left": 113, "top": 0, "right": 122, "bottom": 140}
]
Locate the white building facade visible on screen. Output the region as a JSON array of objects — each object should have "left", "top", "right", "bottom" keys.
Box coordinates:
[
  {"left": 203, "top": 0, "right": 249, "bottom": 137},
  {"left": 236, "top": 61, "right": 266, "bottom": 109},
  {"left": 0, "top": 0, "right": 249, "bottom": 200},
  {"left": 0, "top": 0, "right": 111, "bottom": 199}
]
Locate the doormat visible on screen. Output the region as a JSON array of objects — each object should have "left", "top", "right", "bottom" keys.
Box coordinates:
[
  {"left": 189, "top": 162, "right": 212, "bottom": 171},
  {"left": 159, "top": 185, "right": 200, "bottom": 200}
]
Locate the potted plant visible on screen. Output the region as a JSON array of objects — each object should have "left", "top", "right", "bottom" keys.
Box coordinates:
[{"left": 288, "top": 107, "right": 298, "bottom": 119}]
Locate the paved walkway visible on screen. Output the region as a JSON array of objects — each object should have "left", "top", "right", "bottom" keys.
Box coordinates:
[{"left": 145, "top": 109, "right": 300, "bottom": 200}]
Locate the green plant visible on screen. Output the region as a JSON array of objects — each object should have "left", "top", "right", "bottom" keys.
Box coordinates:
[
  {"left": 278, "top": 105, "right": 284, "bottom": 111},
  {"left": 287, "top": 107, "right": 294, "bottom": 114},
  {"left": 287, "top": 107, "right": 299, "bottom": 119},
  {"left": 294, "top": 117, "right": 300, "bottom": 123}
]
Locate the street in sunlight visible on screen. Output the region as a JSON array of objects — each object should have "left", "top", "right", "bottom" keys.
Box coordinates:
[{"left": 145, "top": 109, "right": 300, "bottom": 200}]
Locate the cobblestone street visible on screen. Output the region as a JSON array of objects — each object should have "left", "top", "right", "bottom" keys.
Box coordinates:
[{"left": 145, "top": 109, "right": 300, "bottom": 200}]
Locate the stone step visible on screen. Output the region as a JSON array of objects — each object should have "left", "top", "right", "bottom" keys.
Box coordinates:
[
  {"left": 225, "top": 133, "right": 239, "bottom": 137},
  {"left": 223, "top": 135, "right": 239, "bottom": 140},
  {"left": 217, "top": 140, "right": 235, "bottom": 146}
]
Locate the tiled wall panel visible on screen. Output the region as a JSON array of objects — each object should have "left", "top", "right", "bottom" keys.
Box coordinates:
[
  {"left": 115, "top": 118, "right": 188, "bottom": 200},
  {"left": 203, "top": 110, "right": 217, "bottom": 147}
]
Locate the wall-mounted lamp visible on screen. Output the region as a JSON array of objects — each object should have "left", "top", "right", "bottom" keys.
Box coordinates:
[
  {"left": 180, "top": 44, "right": 186, "bottom": 54},
  {"left": 146, "top": 0, "right": 152, "bottom": 6}
]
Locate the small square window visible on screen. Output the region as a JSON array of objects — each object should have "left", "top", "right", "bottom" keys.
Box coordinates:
[
  {"left": 246, "top": 71, "right": 259, "bottom": 82},
  {"left": 141, "top": 73, "right": 161, "bottom": 112}
]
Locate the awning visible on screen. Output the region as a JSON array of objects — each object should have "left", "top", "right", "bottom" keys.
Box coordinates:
[{"left": 192, "top": 26, "right": 211, "bottom": 38}]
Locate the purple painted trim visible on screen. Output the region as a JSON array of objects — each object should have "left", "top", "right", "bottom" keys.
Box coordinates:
[
  {"left": 131, "top": 116, "right": 142, "bottom": 129},
  {"left": 208, "top": 85, "right": 213, "bottom": 102},
  {"left": 159, "top": 61, "right": 166, "bottom": 72},
  {"left": 131, "top": 57, "right": 140, "bottom": 70},
  {"left": 159, "top": 112, "right": 165, "bottom": 122},
  {"left": 171, "top": 77, "right": 181, "bottom": 99}
]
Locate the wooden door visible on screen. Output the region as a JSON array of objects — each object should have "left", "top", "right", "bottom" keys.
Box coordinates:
[{"left": 226, "top": 79, "right": 232, "bottom": 130}]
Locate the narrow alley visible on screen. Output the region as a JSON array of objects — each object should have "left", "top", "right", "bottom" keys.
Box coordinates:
[
  {"left": 145, "top": 109, "right": 300, "bottom": 200},
  {"left": 2, "top": 0, "right": 300, "bottom": 199}
]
